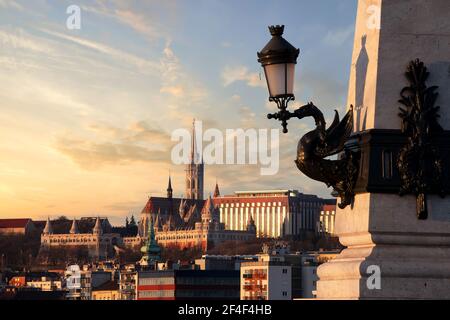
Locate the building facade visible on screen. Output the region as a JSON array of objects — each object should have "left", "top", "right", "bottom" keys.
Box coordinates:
[
  {"left": 64, "top": 268, "right": 112, "bottom": 300},
  {"left": 128, "top": 178, "right": 256, "bottom": 252},
  {"left": 214, "top": 190, "right": 336, "bottom": 238},
  {"left": 195, "top": 255, "right": 259, "bottom": 271},
  {"left": 91, "top": 281, "right": 120, "bottom": 300},
  {"left": 152, "top": 196, "right": 256, "bottom": 251},
  {"left": 40, "top": 217, "right": 122, "bottom": 260},
  {"left": 317, "top": 204, "right": 337, "bottom": 236},
  {"left": 136, "top": 270, "right": 240, "bottom": 300},
  {"left": 119, "top": 269, "right": 137, "bottom": 300},
  {"left": 240, "top": 258, "right": 292, "bottom": 300},
  {"left": 0, "top": 219, "right": 36, "bottom": 235}
]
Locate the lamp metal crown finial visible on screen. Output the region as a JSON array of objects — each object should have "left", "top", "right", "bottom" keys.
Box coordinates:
[{"left": 269, "top": 25, "right": 284, "bottom": 36}]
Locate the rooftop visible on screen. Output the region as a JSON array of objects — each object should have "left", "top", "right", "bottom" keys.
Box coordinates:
[{"left": 0, "top": 219, "right": 32, "bottom": 229}]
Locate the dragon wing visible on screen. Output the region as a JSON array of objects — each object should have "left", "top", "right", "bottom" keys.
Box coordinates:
[
  {"left": 326, "top": 110, "right": 340, "bottom": 135},
  {"left": 315, "top": 107, "right": 354, "bottom": 158}
]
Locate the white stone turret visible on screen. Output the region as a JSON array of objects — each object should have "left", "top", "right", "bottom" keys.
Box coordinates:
[
  {"left": 43, "top": 217, "right": 53, "bottom": 235},
  {"left": 93, "top": 217, "right": 103, "bottom": 235},
  {"left": 69, "top": 218, "right": 79, "bottom": 234},
  {"left": 201, "top": 195, "right": 219, "bottom": 223}
]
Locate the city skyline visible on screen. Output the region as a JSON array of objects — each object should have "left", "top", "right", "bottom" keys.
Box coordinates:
[{"left": 0, "top": 0, "right": 357, "bottom": 225}]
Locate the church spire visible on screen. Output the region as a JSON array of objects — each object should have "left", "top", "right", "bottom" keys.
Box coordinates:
[
  {"left": 185, "top": 119, "right": 204, "bottom": 200},
  {"left": 139, "top": 215, "right": 161, "bottom": 268},
  {"left": 70, "top": 218, "right": 79, "bottom": 234},
  {"left": 190, "top": 118, "right": 198, "bottom": 164},
  {"left": 93, "top": 216, "right": 103, "bottom": 235},
  {"left": 167, "top": 175, "right": 173, "bottom": 199},
  {"left": 43, "top": 217, "right": 53, "bottom": 235},
  {"left": 213, "top": 181, "right": 220, "bottom": 198}
]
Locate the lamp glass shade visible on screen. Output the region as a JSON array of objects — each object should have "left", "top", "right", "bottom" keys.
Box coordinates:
[{"left": 264, "top": 62, "right": 295, "bottom": 98}]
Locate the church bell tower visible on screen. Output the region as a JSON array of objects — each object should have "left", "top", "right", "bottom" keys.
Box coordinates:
[{"left": 185, "top": 119, "right": 204, "bottom": 200}]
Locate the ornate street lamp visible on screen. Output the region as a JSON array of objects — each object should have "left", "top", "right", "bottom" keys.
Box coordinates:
[
  {"left": 258, "top": 25, "right": 300, "bottom": 133},
  {"left": 257, "top": 25, "right": 359, "bottom": 209},
  {"left": 258, "top": 25, "right": 299, "bottom": 133}
]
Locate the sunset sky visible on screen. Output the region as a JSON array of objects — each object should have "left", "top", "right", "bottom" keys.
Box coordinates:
[{"left": 0, "top": 0, "right": 357, "bottom": 225}]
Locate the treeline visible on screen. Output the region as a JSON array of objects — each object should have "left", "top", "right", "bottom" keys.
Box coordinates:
[
  {"left": 0, "top": 233, "right": 41, "bottom": 270},
  {"left": 207, "top": 234, "right": 342, "bottom": 256},
  {"left": 160, "top": 245, "right": 203, "bottom": 263}
]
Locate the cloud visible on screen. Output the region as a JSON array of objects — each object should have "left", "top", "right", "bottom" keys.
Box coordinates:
[
  {"left": 160, "top": 85, "right": 185, "bottom": 97},
  {"left": 40, "top": 28, "right": 160, "bottom": 73},
  {"left": 0, "top": 29, "right": 52, "bottom": 54},
  {"left": 160, "top": 42, "right": 181, "bottom": 83},
  {"left": 299, "top": 69, "right": 347, "bottom": 110},
  {"left": 0, "top": 0, "right": 23, "bottom": 10},
  {"left": 114, "top": 9, "right": 161, "bottom": 40},
  {"left": 222, "top": 65, "right": 265, "bottom": 88},
  {"left": 323, "top": 25, "right": 354, "bottom": 46},
  {"left": 81, "top": 3, "right": 167, "bottom": 41},
  {"left": 159, "top": 41, "right": 208, "bottom": 103},
  {"left": 55, "top": 137, "right": 169, "bottom": 170},
  {"left": 55, "top": 121, "right": 173, "bottom": 170},
  {"left": 238, "top": 106, "right": 257, "bottom": 127}
]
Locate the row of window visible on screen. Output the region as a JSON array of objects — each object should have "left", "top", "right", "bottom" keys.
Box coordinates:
[
  {"left": 43, "top": 237, "right": 111, "bottom": 244},
  {"left": 139, "top": 278, "right": 174, "bottom": 286},
  {"left": 220, "top": 202, "right": 282, "bottom": 208},
  {"left": 138, "top": 290, "right": 174, "bottom": 298},
  {"left": 157, "top": 233, "right": 251, "bottom": 241}
]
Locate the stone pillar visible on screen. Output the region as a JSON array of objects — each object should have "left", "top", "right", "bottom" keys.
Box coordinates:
[{"left": 316, "top": 0, "right": 450, "bottom": 299}]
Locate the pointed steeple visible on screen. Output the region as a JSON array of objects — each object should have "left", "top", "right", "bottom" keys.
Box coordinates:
[
  {"left": 167, "top": 175, "right": 173, "bottom": 199},
  {"left": 190, "top": 118, "right": 197, "bottom": 164},
  {"left": 186, "top": 119, "right": 204, "bottom": 200},
  {"left": 213, "top": 181, "right": 220, "bottom": 198},
  {"left": 154, "top": 214, "right": 162, "bottom": 232},
  {"left": 208, "top": 194, "right": 215, "bottom": 212},
  {"left": 70, "top": 218, "right": 79, "bottom": 234},
  {"left": 201, "top": 195, "right": 218, "bottom": 223},
  {"left": 139, "top": 215, "right": 161, "bottom": 267},
  {"left": 178, "top": 199, "right": 186, "bottom": 218},
  {"left": 43, "top": 217, "right": 53, "bottom": 235},
  {"left": 93, "top": 216, "right": 103, "bottom": 235}
]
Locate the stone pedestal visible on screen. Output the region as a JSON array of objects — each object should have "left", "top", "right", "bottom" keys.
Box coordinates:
[{"left": 316, "top": 0, "right": 450, "bottom": 299}]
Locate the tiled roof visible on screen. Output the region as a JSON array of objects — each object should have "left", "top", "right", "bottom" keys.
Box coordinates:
[
  {"left": 322, "top": 204, "right": 337, "bottom": 212},
  {"left": 141, "top": 197, "right": 205, "bottom": 215},
  {"left": 0, "top": 219, "right": 31, "bottom": 229}
]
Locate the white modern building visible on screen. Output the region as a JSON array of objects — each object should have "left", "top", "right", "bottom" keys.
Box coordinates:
[
  {"left": 317, "top": 204, "right": 337, "bottom": 236},
  {"left": 214, "top": 190, "right": 335, "bottom": 238}
]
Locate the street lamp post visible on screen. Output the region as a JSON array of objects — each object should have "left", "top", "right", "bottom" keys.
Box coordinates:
[
  {"left": 257, "top": 25, "right": 360, "bottom": 208},
  {"left": 257, "top": 25, "right": 299, "bottom": 133}
]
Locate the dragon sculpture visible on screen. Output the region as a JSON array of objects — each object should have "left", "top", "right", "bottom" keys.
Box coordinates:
[{"left": 269, "top": 102, "right": 359, "bottom": 208}]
